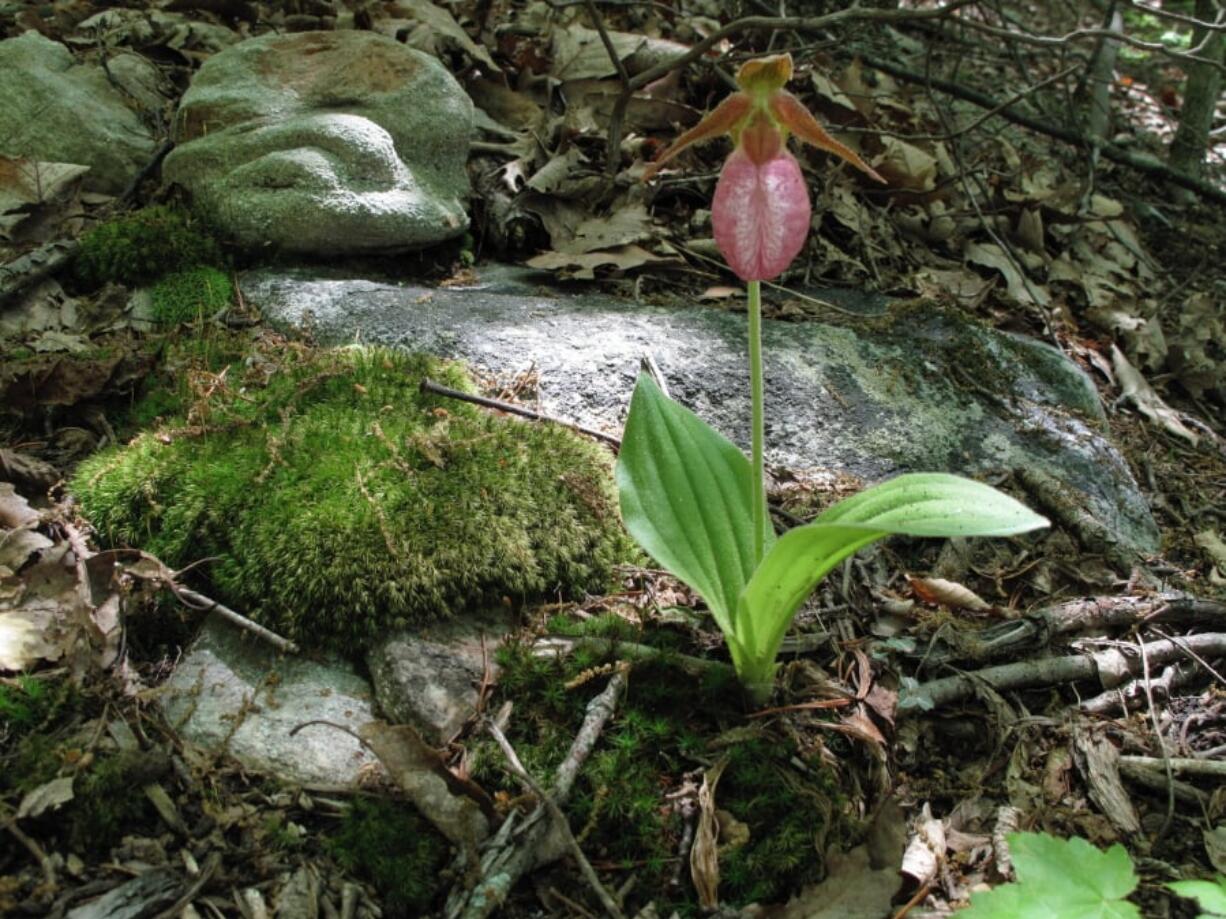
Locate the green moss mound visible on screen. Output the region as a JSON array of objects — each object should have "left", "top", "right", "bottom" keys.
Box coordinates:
[
  {"left": 150, "top": 266, "right": 233, "bottom": 324},
  {"left": 476, "top": 632, "right": 848, "bottom": 915},
  {"left": 74, "top": 205, "right": 222, "bottom": 287},
  {"left": 326, "top": 797, "right": 450, "bottom": 916},
  {"left": 72, "top": 347, "right": 633, "bottom": 655}
]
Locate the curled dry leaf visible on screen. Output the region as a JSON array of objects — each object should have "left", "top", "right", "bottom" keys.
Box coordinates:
[
  {"left": 900, "top": 803, "right": 946, "bottom": 892},
  {"left": 908, "top": 574, "right": 991, "bottom": 612},
  {"left": 690, "top": 756, "right": 729, "bottom": 911}
]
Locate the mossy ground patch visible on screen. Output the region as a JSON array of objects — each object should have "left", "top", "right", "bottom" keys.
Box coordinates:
[
  {"left": 71, "top": 344, "right": 633, "bottom": 655},
  {"left": 469, "top": 618, "right": 852, "bottom": 915}
]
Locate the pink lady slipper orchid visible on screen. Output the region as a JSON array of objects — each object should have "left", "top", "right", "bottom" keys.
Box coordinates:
[{"left": 644, "top": 54, "right": 885, "bottom": 281}]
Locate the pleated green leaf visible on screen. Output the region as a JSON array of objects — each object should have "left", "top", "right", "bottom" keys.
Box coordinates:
[
  {"left": 735, "top": 473, "right": 1048, "bottom": 688},
  {"left": 615, "top": 373, "right": 773, "bottom": 641}
]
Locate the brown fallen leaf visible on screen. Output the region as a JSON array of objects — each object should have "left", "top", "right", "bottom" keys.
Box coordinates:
[{"left": 907, "top": 574, "right": 992, "bottom": 612}]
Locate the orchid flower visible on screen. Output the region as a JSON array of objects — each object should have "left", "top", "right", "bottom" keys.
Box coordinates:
[
  {"left": 643, "top": 53, "right": 885, "bottom": 281},
  {"left": 617, "top": 54, "right": 1048, "bottom": 705}
]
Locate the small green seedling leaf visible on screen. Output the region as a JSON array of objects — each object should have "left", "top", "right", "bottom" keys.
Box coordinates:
[
  {"left": 616, "top": 373, "right": 773, "bottom": 649},
  {"left": 1169, "top": 876, "right": 1226, "bottom": 917},
  {"left": 959, "top": 832, "right": 1141, "bottom": 918}
]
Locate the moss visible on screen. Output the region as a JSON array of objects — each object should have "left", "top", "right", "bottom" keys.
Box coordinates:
[
  {"left": 74, "top": 205, "right": 223, "bottom": 287},
  {"left": 0, "top": 675, "right": 77, "bottom": 795},
  {"left": 72, "top": 347, "right": 634, "bottom": 656},
  {"left": 150, "top": 266, "right": 233, "bottom": 324},
  {"left": 326, "top": 797, "right": 450, "bottom": 916},
  {"left": 474, "top": 640, "right": 844, "bottom": 915},
  {"left": 68, "top": 750, "right": 168, "bottom": 856}
]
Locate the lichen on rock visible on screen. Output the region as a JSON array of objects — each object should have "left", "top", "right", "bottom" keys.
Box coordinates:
[{"left": 72, "top": 346, "right": 632, "bottom": 655}]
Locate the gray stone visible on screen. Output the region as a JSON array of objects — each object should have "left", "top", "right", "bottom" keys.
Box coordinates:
[
  {"left": 367, "top": 608, "right": 517, "bottom": 746},
  {"left": 160, "top": 614, "right": 378, "bottom": 786},
  {"left": 246, "top": 266, "right": 1160, "bottom": 555},
  {"left": 0, "top": 33, "right": 161, "bottom": 194},
  {"left": 163, "top": 31, "right": 472, "bottom": 255}
]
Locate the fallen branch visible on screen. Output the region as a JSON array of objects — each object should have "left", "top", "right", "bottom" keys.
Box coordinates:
[
  {"left": 912, "top": 593, "right": 1226, "bottom": 671},
  {"left": 445, "top": 668, "right": 628, "bottom": 919},
  {"left": 420, "top": 377, "right": 621, "bottom": 448},
  {"left": 486, "top": 720, "right": 625, "bottom": 919},
  {"left": 901, "top": 632, "right": 1226, "bottom": 712},
  {"left": 1120, "top": 755, "right": 1226, "bottom": 779}
]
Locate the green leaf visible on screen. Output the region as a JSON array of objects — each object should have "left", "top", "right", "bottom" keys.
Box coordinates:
[
  {"left": 958, "top": 832, "right": 1141, "bottom": 919},
  {"left": 615, "top": 373, "right": 773, "bottom": 643},
  {"left": 735, "top": 473, "right": 1048, "bottom": 685},
  {"left": 1169, "top": 877, "right": 1226, "bottom": 917}
]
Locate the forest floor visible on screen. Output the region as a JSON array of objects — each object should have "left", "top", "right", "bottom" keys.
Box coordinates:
[{"left": 2, "top": 2, "right": 1226, "bottom": 917}]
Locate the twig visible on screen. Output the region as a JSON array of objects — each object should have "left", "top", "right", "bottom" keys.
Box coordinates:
[
  {"left": 175, "top": 587, "right": 300, "bottom": 654},
  {"left": 1120, "top": 755, "right": 1226, "bottom": 778},
  {"left": 420, "top": 378, "right": 622, "bottom": 448},
  {"left": 902, "top": 632, "right": 1226, "bottom": 711},
  {"left": 535, "top": 635, "right": 735, "bottom": 680},
  {"left": 1137, "top": 634, "right": 1176, "bottom": 840},
  {"left": 2, "top": 808, "right": 57, "bottom": 891},
  {"left": 152, "top": 850, "right": 222, "bottom": 919},
  {"left": 446, "top": 669, "right": 628, "bottom": 919},
  {"left": 487, "top": 721, "right": 626, "bottom": 919}
]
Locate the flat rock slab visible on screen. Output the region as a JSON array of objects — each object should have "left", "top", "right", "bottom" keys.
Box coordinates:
[
  {"left": 247, "top": 267, "right": 1159, "bottom": 554},
  {"left": 160, "top": 614, "right": 378, "bottom": 786}
]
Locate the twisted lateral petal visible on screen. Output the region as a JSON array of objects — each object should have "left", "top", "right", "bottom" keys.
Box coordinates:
[
  {"left": 712, "top": 148, "right": 811, "bottom": 281},
  {"left": 769, "top": 90, "right": 887, "bottom": 183},
  {"left": 642, "top": 92, "right": 751, "bottom": 181}
]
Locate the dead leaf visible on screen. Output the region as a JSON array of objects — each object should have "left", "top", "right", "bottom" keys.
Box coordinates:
[
  {"left": 16, "top": 776, "right": 75, "bottom": 819},
  {"left": 690, "top": 756, "right": 728, "bottom": 910},
  {"left": 0, "top": 484, "right": 40, "bottom": 529},
  {"left": 525, "top": 244, "right": 675, "bottom": 279},
  {"left": 810, "top": 71, "right": 858, "bottom": 114},
  {"left": 396, "top": 0, "right": 499, "bottom": 71},
  {"left": 0, "top": 605, "right": 61, "bottom": 670},
  {"left": 0, "top": 528, "right": 55, "bottom": 571},
  {"left": 1112, "top": 344, "right": 1198, "bottom": 444},
  {"left": 873, "top": 136, "right": 938, "bottom": 191},
  {"left": 908, "top": 575, "right": 991, "bottom": 612},
  {"left": 1204, "top": 825, "right": 1226, "bottom": 874},
  {"left": 0, "top": 157, "right": 88, "bottom": 244},
  {"left": 900, "top": 803, "right": 946, "bottom": 891},
  {"left": 965, "top": 241, "right": 1051, "bottom": 306},
  {"left": 1194, "top": 531, "right": 1226, "bottom": 578},
  {"left": 773, "top": 842, "right": 900, "bottom": 918}
]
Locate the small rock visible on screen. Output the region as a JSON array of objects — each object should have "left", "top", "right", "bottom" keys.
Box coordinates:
[
  {"left": 160, "top": 614, "right": 379, "bottom": 787},
  {"left": 0, "top": 33, "right": 162, "bottom": 194},
  {"left": 367, "top": 608, "right": 516, "bottom": 746}
]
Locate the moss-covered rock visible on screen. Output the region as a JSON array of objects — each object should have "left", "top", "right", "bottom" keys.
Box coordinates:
[
  {"left": 72, "top": 347, "right": 632, "bottom": 655},
  {"left": 74, "top": 205, "right": 222, "bottom": 287},
  {"left": 150, "top": 266, "right": 233, "bottom": 324}
]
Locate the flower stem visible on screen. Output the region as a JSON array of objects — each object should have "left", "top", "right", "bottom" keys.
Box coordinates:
[{"left": 748, "top": 279, "right": 766, "bottom": 564}]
